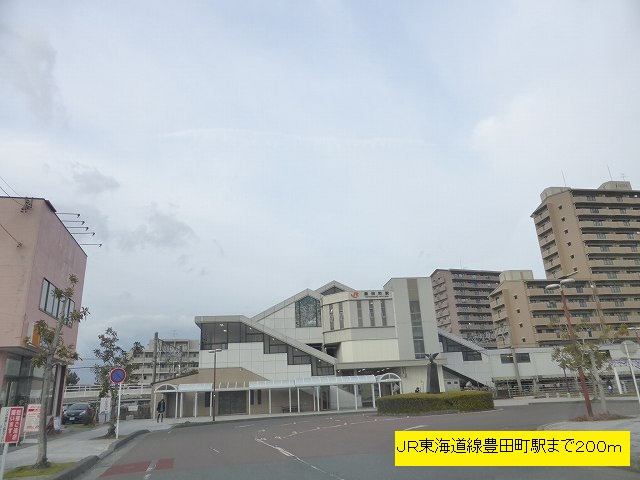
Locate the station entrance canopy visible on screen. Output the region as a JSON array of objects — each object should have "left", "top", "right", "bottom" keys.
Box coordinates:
[{"left": 153, "top": 373, "right": 402, "bottom": 418}]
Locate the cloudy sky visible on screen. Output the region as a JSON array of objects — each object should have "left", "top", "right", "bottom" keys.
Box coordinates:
[{"left": 2, "top": 1, "right": 639, "bottom": 381}]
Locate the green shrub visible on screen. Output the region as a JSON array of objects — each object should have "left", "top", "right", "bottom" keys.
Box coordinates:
[{"left": 376, "top": 390, "right": 493, "bottom": 415}]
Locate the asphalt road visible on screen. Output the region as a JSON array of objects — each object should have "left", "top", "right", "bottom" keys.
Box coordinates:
[{"left": 80, "top": 403, "right": 639, "bottom": 480}]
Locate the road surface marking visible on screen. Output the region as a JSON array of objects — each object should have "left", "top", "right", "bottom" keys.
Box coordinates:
[
  {"left": 255, "top": 437, "right": 345, "bottom": 479},
  {"left": 403, "top": 425, "right": 428, "bottom": 431}
]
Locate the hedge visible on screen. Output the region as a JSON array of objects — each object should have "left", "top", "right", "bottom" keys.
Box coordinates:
[{"left": 376, "top": 390, "right": 494, "bottom": 415}]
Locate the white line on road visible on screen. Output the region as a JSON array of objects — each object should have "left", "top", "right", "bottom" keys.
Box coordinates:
[
  {"left": 211, "top": 448, "right": 220, "bottom": 454},
  {"left": 403, "top": 425, "right": 428, "bottom": 431},
  {"left": 143, "top": 460, "right": 157, "bottom": 480},
  {"left": 255, "top": 437, "right": 345, "bottom": 480},
  {"left": 235, "top": 424, "right": 255, "bottom": 428}
]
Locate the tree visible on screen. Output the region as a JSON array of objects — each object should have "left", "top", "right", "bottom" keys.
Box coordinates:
[
  {"left": 28, "top": 274, "right": 89, "bottom": 469},
  {"left": 66, "top": 370, "right": 80, "bottom": 386},
  {"left": 92, "top": 328, "right": 143, "bottom": 438},
  {"left": 551, "top": 322, "right": 627, "bottom": 415}
]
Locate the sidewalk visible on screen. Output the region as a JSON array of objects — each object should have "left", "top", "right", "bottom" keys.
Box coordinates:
[
  {"left": 3, "top": 402, "right": 639, "bottom": 478},
  {"left": 2, "top": 416, "right": 212, "bottom": 474},
  {"left": 494, "top": 396, "right": 640, "bottom": 471}
]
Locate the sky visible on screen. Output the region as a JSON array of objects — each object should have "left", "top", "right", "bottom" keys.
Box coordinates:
[{"left": 1, "top": 1, "right": 640, "bottom": 382}]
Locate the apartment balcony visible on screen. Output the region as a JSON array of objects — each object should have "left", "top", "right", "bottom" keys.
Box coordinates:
[
  {"left": 565, "top": 301, "right": 597, "bottom": 311},
  {"left": 589, "top": 259, "right": 635, "bottom": 268},
  {"left": 541, "top": 244, "right": 558, "bottom": 259},
  {"left": 573, "top": 195, "right": 640, "bottom": 206},
  {"left": 586, "top": 246, "right": 637, "bottom": 255},
  {"left": 526, "top": 287, "right": 556, "bottom": 296},
  {"left": 583, "top": 233, "right": 640, "bottom": 242},
  {"left": 535, "top": 332, "right": 562, "bottom": 342},
  {"left": 458, "top": 323, "right": 495, "bottom": 331},
  {"left": 596, "top": 286, "right": 638, "bottom": 295},
  {"left": 599, "top": 300, "right": 640, "bottom": 310},
  {"left": 529, "top": 303, "right": 562, "bottom": 312},
  {"left": 536, "top": 222, "right": 553, "bottom": 236},
  {"left": 591, "top": 273, "right": 640, "bottom": 282}
]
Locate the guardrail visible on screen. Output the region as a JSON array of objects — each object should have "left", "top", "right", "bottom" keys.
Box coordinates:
[{"left": 64, "top": 384, "right": 152, "bottom": 400}]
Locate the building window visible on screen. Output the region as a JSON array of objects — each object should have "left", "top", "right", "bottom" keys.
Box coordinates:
[
  {"left": 410, "top": 300, "right": 425, "bottom": 358},
  {"left": 600, "top": 246, "right": 610, "bottom": 252},
  {"left": 597, "top": 233, "right": 607, "bottom": 239},
  {"left": 369, "top": 300, "right": 375, "bottom": 326},
  {"left": 587, "top": 195, "right": 595, "bottom": 201},
  {"left": 462, "top": 351, "right": 481, "bottom": 361},
  {"left": 357, "top": 301, "right": 363, "bottom": 327},
  {"left": 604, "top": 258, "right": 614, "bottom": 265},
  {"left": 590, "top": 208, "right": 600, "bottom": 213},
  {"left": 39, "top": 278, "right": 75, "bottom": 321},
  {"left": 250, "top": 390, "right": 262, "bottom": 405},
  {"left": 338, "top": 303, "right": 344, "bottom": 329},
  {"left": 611, "top": 286, "right": 621, "bottom": 293},
  {"left": 515, "top": 353, "right": 531, "bottom": 363},
  {"left": 594, "top": 220, "right": 603, "bottom": 226},
  {"left": 380, "top": 300, "right": 387, "bottom": 326},
  {"left": 295, "top": 296, "right": 321, "bottom": 327},
  {"left": 500, "top": 354, "right": 514, "bottom": 364},
  {"left": 607, "top": 272, "right": 618, "bottom": 279},
  {"left": 329, "top": 305, "right": 334, "bottom": 330}
]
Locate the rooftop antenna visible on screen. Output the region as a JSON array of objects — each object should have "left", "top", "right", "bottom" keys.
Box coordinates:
[
  {"left": 607, "top": 165, "right": 613, "bottom": 181},
  {"left": 621, "top": 173, "right": 627, "bottom": 181},
  {"left": 561, "top": 170, "right": 567, "bottom": 187}
]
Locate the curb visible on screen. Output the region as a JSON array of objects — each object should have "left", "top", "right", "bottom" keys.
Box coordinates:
[{"left": 50, "top": 429, "right": 150, "bottom": 480}]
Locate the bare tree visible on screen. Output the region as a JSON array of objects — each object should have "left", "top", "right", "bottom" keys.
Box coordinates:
[
  {"left": 28, "top": 274, "right": 89, "bottom": 469},
  {"left": 552, "top": 323, "right": 627, "bottom": 415}
]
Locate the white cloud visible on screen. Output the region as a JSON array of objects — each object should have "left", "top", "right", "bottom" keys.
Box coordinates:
[
  {"left": 118, "top": 204, "right": 195, "bottom": 251},
  {"left": 0, "top": 25, "right": 65, "bottom": 124},
  {"left": 72, "top": 165, "right": 120, "bottom": 195}
]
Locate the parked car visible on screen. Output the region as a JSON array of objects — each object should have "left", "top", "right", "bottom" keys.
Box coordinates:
[{"left": 62, "top": 402, "right": 95, "bottom": 425}]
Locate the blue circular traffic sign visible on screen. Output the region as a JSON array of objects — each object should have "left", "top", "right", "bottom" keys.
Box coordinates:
[{"left": 110, "top": 368, "right": 126, "bottom": 384}]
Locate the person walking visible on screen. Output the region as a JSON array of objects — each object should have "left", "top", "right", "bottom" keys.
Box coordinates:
[{"left": 156, "top": 398, "right": 166, "bottom": 422}]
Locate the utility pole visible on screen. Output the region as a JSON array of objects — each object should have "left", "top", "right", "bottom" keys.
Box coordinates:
[{"left": 152, "top": 332, "right": 158, "bottom": 384}]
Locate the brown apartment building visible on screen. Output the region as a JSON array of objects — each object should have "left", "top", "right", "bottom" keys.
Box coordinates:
[
  {"left": 491, "top": 181, "right": 640, "bottom": 348},
  {"left": 431, "top": 269, "right": 500, "bottom": 348},
  {"left": 0, "top": 197, "right": 87, "bottom": 415}
]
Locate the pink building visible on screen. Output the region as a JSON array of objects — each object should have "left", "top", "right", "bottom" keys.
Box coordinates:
[{"left": 0, "top": 197, "right": 87, "bottom": 416}]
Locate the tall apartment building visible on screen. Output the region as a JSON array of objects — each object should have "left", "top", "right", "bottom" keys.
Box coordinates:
[
  {"left": 533, "top": 180, "right": 640, "bottom": 280},
  {"left": 431, "top": 269, "right": 500, "bottom": 348},
  {"left": 0, "top": 197, "right": 87, "bottom": 414},
  {"left": 491, "top": 181, "right": 640, "bottom": 348},
  {"left": 129, "top": 338, "right": 200, "bottom": 384}
]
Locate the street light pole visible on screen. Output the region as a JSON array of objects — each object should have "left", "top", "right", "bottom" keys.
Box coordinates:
[
  {"left": 209, "top": 349, "right": 222, "bottom": 421},
  {"left": 548, "top": 279, "right": 594, "bottom": 418}
]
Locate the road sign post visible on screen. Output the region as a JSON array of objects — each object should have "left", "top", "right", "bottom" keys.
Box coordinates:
[
  {"left": 110, "top": 368, "right": 126, "bottom": 440},
  {"left": 0, "top": 406, "right": 24, "bottom": 480}
]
